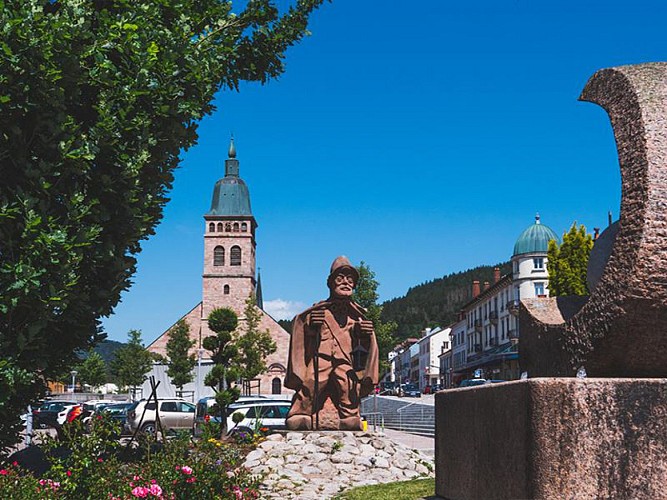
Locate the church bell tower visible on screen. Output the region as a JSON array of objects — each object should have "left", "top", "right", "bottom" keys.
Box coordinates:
[{"left": 202, "top": 138, "right": 257, "bottom": 321}]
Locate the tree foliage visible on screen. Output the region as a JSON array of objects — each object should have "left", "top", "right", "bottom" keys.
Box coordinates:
[
  {"left": 0, "top": 0, "right": 325, "bottom": 450},
  {"left": 204, "top": 298, "right": 276, "bottom": 433},
  {"left": 381, "top": 262, "right": 511, "bottom": 338},
  {"left": 547, "top": 223, "right": 593, "bottom": 296},
  {"left": 165, "top": 320, "right": 196, "bottom": 391},
  {"left": 109, "top": 330, "right": 153, "bottom": 391},
  {"left": 353, "top": 262, "right": 398, "bottom": 376},
  {"left": 76, "top": 351, "right": 107, "bottom": 388}
]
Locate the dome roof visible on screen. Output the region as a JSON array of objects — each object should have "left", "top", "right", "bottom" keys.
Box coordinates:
[
  {"left": 513, "top": 215, "right": 559, "bottom": 256},
  {"left": 208, "top": 176, "right": 252, "bottom": 216},
  {"left": 207, "top": 137, "right": 253, "bottom": 216}
]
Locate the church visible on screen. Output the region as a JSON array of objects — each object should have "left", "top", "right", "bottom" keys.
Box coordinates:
[{"left": 145, "top": 139, "right": 292, "bottom": 398}]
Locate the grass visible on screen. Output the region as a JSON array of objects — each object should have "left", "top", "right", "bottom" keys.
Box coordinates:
[{"left": 334, "top": 478, "right": 436, "bottom": 500}]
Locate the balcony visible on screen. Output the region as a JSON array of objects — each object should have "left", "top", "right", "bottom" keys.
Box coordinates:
[
  {"left": 507, "top": 300, "right": 520, "bottom": 316},
  {"left": 474, "top": 319, "right": 483, "bottom": 332},
  {"left": 489, "top": 310, "right": 499, "bottom": 325}
]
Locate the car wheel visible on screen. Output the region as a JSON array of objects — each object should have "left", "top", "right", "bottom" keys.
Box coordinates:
[{"left": 140, "top": 422, "right": 156, "bottom": 436}]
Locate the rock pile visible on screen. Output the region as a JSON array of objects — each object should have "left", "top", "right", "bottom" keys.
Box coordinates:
[{"left": 243, "top": 431, "right": 434, "bottom": 499}]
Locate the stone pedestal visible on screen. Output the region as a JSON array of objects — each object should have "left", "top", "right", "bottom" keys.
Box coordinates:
[{"left": 435, "top": 379, "right": 667, "bottom": 499}]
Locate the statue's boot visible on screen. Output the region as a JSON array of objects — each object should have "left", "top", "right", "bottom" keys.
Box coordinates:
[
  {"left": 338, "top": 416, "right": 362, "bottom": 431},
  {"left": 286, "top": 414, "right": 312, "bottom": 431}
]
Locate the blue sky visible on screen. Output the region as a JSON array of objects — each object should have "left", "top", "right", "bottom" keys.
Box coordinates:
[{"left": 101, "top": 1, "right": 667, "bottom": 343}]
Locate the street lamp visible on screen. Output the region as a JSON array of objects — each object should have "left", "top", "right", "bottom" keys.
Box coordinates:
[
  {"left": 70, "top": 370, "right": 78, "bottom": 393},
  {"left": 196, "top": 348, "right": 205, "bottom": 402}
]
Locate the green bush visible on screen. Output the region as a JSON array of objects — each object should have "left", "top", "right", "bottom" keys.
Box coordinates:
[{"left": 1, "top": 414, "right": 261, "bottom": 499}]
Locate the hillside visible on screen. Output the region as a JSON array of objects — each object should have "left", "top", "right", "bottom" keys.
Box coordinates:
[
  {"left": 92, "top": 339, "right": 126, "bottom": 364},
  {"left": 380, "top": 262, "right": 512, "bottom": 339}
]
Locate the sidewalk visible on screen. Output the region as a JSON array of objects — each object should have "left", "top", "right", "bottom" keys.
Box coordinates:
[{"left": 379, "top": 427, "right": 434, "bottom": 456}]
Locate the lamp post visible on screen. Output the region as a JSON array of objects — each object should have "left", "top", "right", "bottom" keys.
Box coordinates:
[
  {"left": 196, "top": 347, "right": 205, "bottom": 402},
  {"left": 70, "top": 370, "right": 78, "bottom": 393}
]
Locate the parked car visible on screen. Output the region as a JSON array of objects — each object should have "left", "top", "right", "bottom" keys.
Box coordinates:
[
  {"left": 227, "top": 401, "right": 291, "bottom": 437},
  {"left": 126, "top": 398, "right": 196, "bottom": 435},
  {"left": 424, "top": 384, "right": 442, "bottom": 394},
  {"left": 459, "top": 378, "right": 488, "bottom": 388},
  {"left": 401, "top": 384, "right": 422, "bottom": 397},
  {"left": 91, "top": 402, "right": 134, "bottom": 435},
  {"left": 193, "top": 397, "right": 291, "bottom": 437},
  {"left": 379, "top": 381, "right": 399, "bottom": 396},
  {"left": 32, "top": 401, "right": 78, "bottom": 428}
]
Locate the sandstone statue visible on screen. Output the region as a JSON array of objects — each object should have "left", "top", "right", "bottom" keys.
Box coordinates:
[{"left": 285, "top": 256, "right": 379, "bottom": 430}]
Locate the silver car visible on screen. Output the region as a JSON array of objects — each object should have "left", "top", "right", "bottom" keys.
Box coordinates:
[{"left": 126, "top": 398, "right": 195, "bottom": 435}]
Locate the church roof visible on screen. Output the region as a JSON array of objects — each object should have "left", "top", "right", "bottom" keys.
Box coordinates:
[
  {"left": 513, "top": 214, "right": 559, "bottom": 256},
  {"left": 207, "top": 138, "right": 253, "bottom": 216}
]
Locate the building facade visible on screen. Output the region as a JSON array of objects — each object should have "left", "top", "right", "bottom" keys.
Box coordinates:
[{"left": 444, "top": 215, "right": 560, "bottom": 384}]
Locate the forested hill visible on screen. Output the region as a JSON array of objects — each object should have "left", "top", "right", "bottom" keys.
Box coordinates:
[{"left": 380, "top": 262, "right": 512, "bottom": 339}]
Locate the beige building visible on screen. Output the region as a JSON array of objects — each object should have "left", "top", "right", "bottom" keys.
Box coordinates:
[{"left": 146, "top": 139, "right": 291, "bottom": 399}]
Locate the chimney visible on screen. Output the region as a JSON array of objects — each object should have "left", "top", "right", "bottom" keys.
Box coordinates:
[
  {"left": 483, "top": 281, "right": 490, "bottom": 291},
  {"left": 493, "top": 267, "right": 501, "bottom": 284},
  {"left": 472, "top": 280, "right": 481, "bottom": 298},
  {"left": 608, "top": 210, "right": 613, "bottom": 227},
  {"left": 594, "top": 227, "right": 600, "bottom": 240}
]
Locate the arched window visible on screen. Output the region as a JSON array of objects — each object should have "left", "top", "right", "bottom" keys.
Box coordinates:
[
  {"left": 225, "top": 223, "right": 231, "bottom": 232},
  {"left": 213, "top": 246, "right": 224, "bottom": 266},
  {"left": 230, "top": 246, "right": 241, "bottom": 266},
  {"left": 217, "top": 222, "right": 223, "bottom": 232},
  {"left": 233, "top": 222, "right": 240, "bottom": 233},
  {"left": 224, "top": 284, "right": 230, "bottom": 295},
  {"left": 241, "top": 222, "right": 248, "bottom": 232},
  {"left": 272, "top": 377, "right": 282, "bottom": 395},
  {"left": 208, "top": 222, "right": 215, "bottom": 232}
]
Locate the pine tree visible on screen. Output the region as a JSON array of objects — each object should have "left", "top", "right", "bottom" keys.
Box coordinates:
[
  {"left": 353, "top": 262, "right": 398, "bottom": 376},
  {"left": 237, "top": 296, "right": 277, "bottom": 383},
  {"left": 165, "top": 320, "right": 196, "bottom": 393},
  {"left": 547, "top": 223, "right": 594, "bottom": 296}
]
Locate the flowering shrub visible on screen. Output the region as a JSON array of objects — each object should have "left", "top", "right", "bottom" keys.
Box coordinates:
[{"left": 0, "top": 415, "right": 261, "bottom": 499}]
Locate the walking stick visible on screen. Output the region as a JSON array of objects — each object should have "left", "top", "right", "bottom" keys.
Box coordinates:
[{"left": 312, "top": 316, "right": 321, "bottom": 430}]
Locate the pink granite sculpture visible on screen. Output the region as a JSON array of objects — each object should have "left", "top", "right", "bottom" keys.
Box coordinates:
[
  {"left": 285, "top": 256, "right": 379, "bottom": 430},
  {"left": 521, "top": 63, "right": 667, "bottom": 377}
]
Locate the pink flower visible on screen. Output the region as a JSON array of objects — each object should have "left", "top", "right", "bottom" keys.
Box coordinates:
[
  {"left": 232, "top": 486, "right": 243, "bottom": 499},
  {"left": 66, "top": 470, "right": 72, "bottom": 477},
  {"left": 180, "top": 466, "right": 193, "bottom": 475},
  {"left": 0, "top": 470, "right": 8, "bottom": 476},
  {"left": 148, "top": 484, "right": 163, "bottom": 496},
  {"left": 12, "top": 461, "right": 18, "bottom": 466},
  {"left": 97, "top": 458, "right": 104, "bottom": 463},
  {"left": 186, "top": 477, "right": 196, "bottom": 484},
  {"left": 131, "top": 486, "right": 149, "bottom": 498}
]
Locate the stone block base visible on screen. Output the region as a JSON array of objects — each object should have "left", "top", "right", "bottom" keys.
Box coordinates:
[{"left": 435, "top": 378, "right": 667, "bottom": 499}]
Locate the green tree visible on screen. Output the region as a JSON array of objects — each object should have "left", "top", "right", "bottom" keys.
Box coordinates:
[
  {"left": 0, "top": 0, "right": 325, "bottom": 449},
  {"left": 203, "top": 307, "right": 240, "bottom": 434},
  {"left": 353, "top": 262, "right": 398, "bottom": 376},
  {"left": 203, "top": 298, "right": 276, "bottom": 434},
  {"left": 76, "top": 351, "right": 107, "bottom": 389},
  {"left": 110, "top": 330, "right": 153, "bottom": 394},
  {"left": 237, "top": 296, "right": 277, "bottom": 383},
  {"left": 547, "top": 223, "right": 594, "bottom": 296},
  {"left": 165, "top": 320, "right": 196, "bottom": 393}
]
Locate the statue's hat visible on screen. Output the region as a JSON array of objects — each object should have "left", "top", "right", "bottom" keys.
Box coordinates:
[{"left": 328, "top": 255, "right": 359, "bottom": 283}]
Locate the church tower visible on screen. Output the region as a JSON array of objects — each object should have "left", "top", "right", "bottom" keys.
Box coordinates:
[
  {"left": 202, "top": 138, "right": 257, "bottom": 321},
  {"left": 146, "top": 137, "right": 291, "bottom": 397}
]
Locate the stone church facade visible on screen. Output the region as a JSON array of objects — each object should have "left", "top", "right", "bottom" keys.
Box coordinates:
[{"left": 146, "top": 139, "right": 291, "bottom": 398}]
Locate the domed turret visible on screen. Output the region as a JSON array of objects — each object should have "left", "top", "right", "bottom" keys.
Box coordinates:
[
  {"left": 513, "top": 214, "right": 559, "bottom": 256},
  {"left": 207, "top": 137, "right": 252, "bottom": 216}
]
